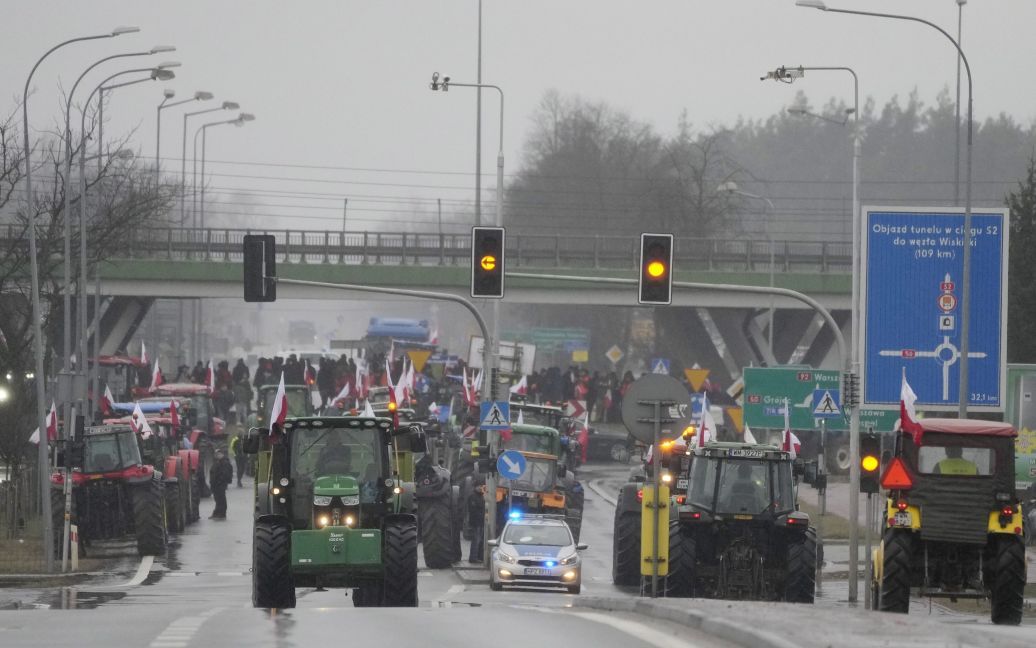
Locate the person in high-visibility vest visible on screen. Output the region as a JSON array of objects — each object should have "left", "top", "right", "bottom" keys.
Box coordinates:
[{"left": 935, "top": 446, "right": 978, "bottom": 476}]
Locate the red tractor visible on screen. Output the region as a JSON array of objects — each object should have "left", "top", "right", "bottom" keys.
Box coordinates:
[
  {"left": 145, "top": 384, "right": 226, "bottom": 496},
  {"left": 51, "top": 425, "right": 168, "bottom": 557}
]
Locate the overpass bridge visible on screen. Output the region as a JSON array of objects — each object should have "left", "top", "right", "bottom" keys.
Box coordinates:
[{"left": 4, "top": 225, "right": 854, "bottom": 385}]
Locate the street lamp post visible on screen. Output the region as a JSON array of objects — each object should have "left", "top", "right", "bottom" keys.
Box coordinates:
[
  {"left": 763, "top": 61, "right": 862, "bottom": 601},
  {"left": 156, "top": 90, "right": 214, "bottom": 181},
  {"left": 21, "top": 25, "right": 139, "bottom": 572},
  {"left": 429, "top": 71, "right": 505, "bottom": 549},
  {"left": 718, "top": 181, "right": 777, "bottom": 362},
  {"left": 954, "top": 0, "right": 967, "bottom": 206},
  {"left": 798, "top": 0, "right": 975, "bottom": 423}
]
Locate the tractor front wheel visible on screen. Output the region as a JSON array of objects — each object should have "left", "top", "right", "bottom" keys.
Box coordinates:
[
  {"left": 133, "top": 479, "right": 167, "bottom": 556},
  {"left": 419, "top": 495, "right": 455, "bottom": 569},
  {"left": 382, "top": 520, "right": 418, "bottom": 607},
  {"left": 784, "top": 527, "right": 817, "bottom": 603},
  {"left": 990, "top": 535, "right": 1025, "bottom": 625},
  {"left": 612, "top": 510, "right": 641, "bottom": 587},
  {"left": 878, "top": 530, "right": 912, "bottom": 614},
  {"left": 663, "top": 522, "right": 696, "bottom": 598},
  {"left": 252, "top": 520, "right": 295, "bottom": 608}
]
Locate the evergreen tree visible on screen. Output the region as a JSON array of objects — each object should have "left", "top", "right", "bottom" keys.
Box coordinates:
[{"left": 1007, "top": 155, "right": 1036, "bottom": 362}]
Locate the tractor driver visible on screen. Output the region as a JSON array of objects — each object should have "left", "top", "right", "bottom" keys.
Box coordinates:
[
  {"left": 316, "top": 434, "right": 352, "bottom": 475},
  {"left": 723, "top": 461, "right": 765, "bottom": 513},
  {"left": 934, "top": 446, "right": 978, "bottom": 476}
]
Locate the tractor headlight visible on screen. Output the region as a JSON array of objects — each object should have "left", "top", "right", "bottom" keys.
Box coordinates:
[
  {"left": 344, "top": 515, "right": 355, "bottom": 527},
  {"left": 313, "top": 496, "right": 332, "bottom": 506},
  {"left": 340, "top": 495, "right": 360, "bottom": 506},
  {"left": 279, "top": 477, "right": 290, "bottom": 487},
  {"left": 317, "top": 515, "right": 330, "bottom": 528},
  {"left": 560, "top": 553, "right": 578, "bottom": 565}
]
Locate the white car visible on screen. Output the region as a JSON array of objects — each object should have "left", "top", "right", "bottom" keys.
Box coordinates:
[{"left": 488, "top": 514, "right": 587, "bottom": 594}]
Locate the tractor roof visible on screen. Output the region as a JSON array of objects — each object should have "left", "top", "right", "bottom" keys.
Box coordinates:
[
  {"left": 510, "top": 402, "right": 564, "bottom": 415},
  {"left": 258, "top": 383, "right": 309, "bottom": 392},
  {"left": 94, "top": 354, "right": 147, "bottom": 368},
  {"left": 153, "top": 383, "right": 211, "bottom": 396},
  {"left": 511, "top": 424, "right": 559, "bottom": 436},
  {"left": 912, "top": 418, "right": 1016, "bottom": 438},
  {"left": 281, "top": 415, "right": 394, "bottom": 431},
  {"left": 694, "top": 441, "right": 788, "bottom": 460}
]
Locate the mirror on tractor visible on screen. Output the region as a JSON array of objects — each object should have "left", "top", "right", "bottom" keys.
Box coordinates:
[{"left": 243, "top": 427, "right": 263, "bottom": 455}]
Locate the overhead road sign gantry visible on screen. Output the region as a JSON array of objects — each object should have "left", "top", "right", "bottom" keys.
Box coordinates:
[{"left": 861, "top": 207, "right": 1008, "bottom": 411}]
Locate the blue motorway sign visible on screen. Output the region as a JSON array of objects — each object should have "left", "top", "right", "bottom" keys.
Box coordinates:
[
  {"left": 497, "top": 450, "right": 527, "bottom": 480},
  {"left": 861, "top": 207, "right": 1009, "bottom": 411}
]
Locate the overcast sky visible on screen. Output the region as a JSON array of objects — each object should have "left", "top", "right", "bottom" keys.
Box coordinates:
[{"left": 6, "top": 0, "right": 1035, "bottom": 232}]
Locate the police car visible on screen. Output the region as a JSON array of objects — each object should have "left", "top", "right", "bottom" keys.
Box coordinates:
[{"left": 488, "top": 513, "right": 587, "bottom": 594}]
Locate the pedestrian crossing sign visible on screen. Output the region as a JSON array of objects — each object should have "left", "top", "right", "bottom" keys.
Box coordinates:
[
  {"left": 812, "top": 389, "right": 841, "bottom": 418},
  {"left": 479, "top": 401, "right": 511, "bottom": 430},
  {"left": 650, "top": 358, "right": 670, "bottom": 375}
]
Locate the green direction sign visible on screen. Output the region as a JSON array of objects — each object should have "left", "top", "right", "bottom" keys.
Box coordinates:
[{"left": 743, "top": 367, "right": 898, "bottom": 432}]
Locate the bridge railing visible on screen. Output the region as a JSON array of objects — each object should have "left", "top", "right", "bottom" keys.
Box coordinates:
[{"left": 0, "top": 224, "right": 852, "bottom": 272}]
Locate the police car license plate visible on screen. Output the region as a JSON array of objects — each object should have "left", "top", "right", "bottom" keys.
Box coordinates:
[
  {"left": 524, "top": 567, "right": 549, "bottom": 576},
  {"left": 676, "top": 479, "right": 688, "bottom": 490},
  {"left": 893, "top": 511, "right": 911, "bottom": 526}
]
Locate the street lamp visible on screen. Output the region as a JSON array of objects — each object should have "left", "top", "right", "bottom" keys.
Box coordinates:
[
  {"left": 194, "top": 112, "right": 255, "bottom": 229},
  {"left": 429, "top": 70, "right": 505, "bottom": 549},
  {"left": 797, "top": 0, "right": 975, "bottom": 422},
  {"left": 20, "top": 25, "right": 140, "bottom": 573},
  {"left": 718, "top": 181, "right": 777, "bottom": 360},
  {"left": 182, "top": 101, "right": 239, "bottom": 226},
  {"left": 763, "top": 59, "right": 862, "bottom": 603},
  {"left": 156, "top": 90, "right": 214, "bottom": 179}
]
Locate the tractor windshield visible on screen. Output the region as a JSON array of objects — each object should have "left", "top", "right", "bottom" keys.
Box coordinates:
[
  {"left": 687, "top": 456, "right": 794, "bottom": 515},
  {"left": 292, "top": 426, "right": 383, "bottom": 483},
  {"left": 507, "top": 456, "right": 556, "bottom": 493},
  {"left": 918, "top": 444, "right": 995, "bottom": 476},
  {"left": 191, "top": 394, "right": 212, "bottom": 429},
  {"left": 263, "top": 388, "right": 310, "bottom": 421},
  {"left": 83, "top": 432, "right": 142, "bottom": 473},
  {"left": 504, "top": 432, "right": 557, "bottom": 456}
]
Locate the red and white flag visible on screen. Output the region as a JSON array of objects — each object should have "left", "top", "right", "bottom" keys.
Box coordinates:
[
  {"left": 131, "top": 402, "right": 154, "bottom": 439},
  {"left": 100, "top": 385, "right": 115, "bottom": 415},
  {"left": 206, "top": 359, "right": 215, "bottom": 395},
  {"left": 268, "top": 373, "right": 288, "bottom": 435},
  {"left": 509, "top": 375, "right": 528, "bottom": 396},
  {"left": 149, "top": 360, "right": 164, "bottom": 392},
  {"left": 781, "top": 398, "right": 801, "bottom": 459},
  {"left": 29, "top": 401, "right": 59, "bottom": 444},
  {"left": 697, "top": 392, "right": 715, "bottom": 448},
  {"left": 169, "top": 401, "right": 180, "bottom": 429},
  {"left": 361, "top": 399, "right": 376, "bottom": 418},
  {"left": 473, "top": 369, "right": 484, "bottom": 393},
  {"left": 462, "top": 368, "right": 475, "bottom": 407},
  {"left": 332, "top": 380, "right": 353, "bottom": 409},
  {"left": 140, "top": 340, "right": 148, "bottom": 365},
  {"left": 900, "top": 369, "right": 924, "bottom": 444},
  {"left": 743, "top": 424, "right": 758, "bottom": 445},
  {"left": 428, "top": 327, "right": 439, "bottom": 345},
  {"left": 355, "top": 361, "right": 367, "bottom": 400}
]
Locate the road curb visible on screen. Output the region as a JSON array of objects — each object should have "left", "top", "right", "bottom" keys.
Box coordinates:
[
  {"left": 587, "top": 479, "right": 617, "bottom": 508},
  {"left": 573, "top": 596, "right": 798, "bottom": 648},
  {"left": 452, "top": 565, "right": 490, "bottom": 585}
]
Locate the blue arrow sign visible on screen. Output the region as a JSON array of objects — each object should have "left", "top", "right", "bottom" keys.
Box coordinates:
[
  {"left": 497, "top": 450, "right": 527, "bottom": 480},
  {"left": 861, "top": 207, "right": 1008, "bottom": 411}
]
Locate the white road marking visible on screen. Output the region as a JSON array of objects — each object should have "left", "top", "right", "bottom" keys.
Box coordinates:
[
  {"left": 149, "top": 607, "right": 223, "bottom": 648},
  {"left": 587, "top": 480, "right": 618, "bottom": 507},
  {"left": 533, "top": 608, "right": 701, "bottom": 648},
  {"left": 73, "top": 555, "right": 155, "bottom": 592}
]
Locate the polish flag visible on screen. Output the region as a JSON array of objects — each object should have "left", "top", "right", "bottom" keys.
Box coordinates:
[
  {"left": 362, "top": 399, "right": 376, "bottom": 418},
  {"left": 462, "top": 368, "right": 475, "bottom": 407},
  {"left": 149, "top": 360, "right": 164, "bottom": 392},
  {"left": 428, "top": 328, "right": 439, "bottom": 345},
  {"left": 131, "top": 402, "right": 154, "bottom": 439},
  {"left": 697, "top": 392, "right": 716, "bottom": 448},
  {"left": 578, "top": 411, "right": 590, "bottom": 463},
  {"left": 100, "top": 385, "right": 115, "bottom": 415},
  {"left": 355, "top": 361, "right": 367, "bottom": 400},
  {"left": 140, "top": 340, "right": 148, "bottom": 365},
  {"left": 169, "top": 401, "right": 180, "bottom": 430},
  {"left": 332, "top": 380, "right": 353, "bottom": 409},
  {"left": 509, "top": 375, "right": 528, "bottom": 397},
  {"left": 29, "top": 401, "right": 59, "bottom": 444},
  {"left": 268, "top": 374, "right": 288, "bottom": 435},
  {"left": 781, "top": 398, "right": 801, "bottom": 459},
  {"left": 474, "top": 369, "right": 484, "bottom": 393},
  {"left": 743, "top": 424, "right": 758, "bottom": 445},
  {"left": 516, "top": 409, "right": 525, "bottom": 425},
  {"left": 900, "top": 369, "right": 924, "bottom": 444},
  {"left": 206, "top": 359, "right": 215, "bottom": 395}
]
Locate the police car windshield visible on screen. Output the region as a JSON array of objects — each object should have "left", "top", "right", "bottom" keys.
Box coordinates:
[{"left": 503, "top": 523, "right": 571, "bottom": 546}]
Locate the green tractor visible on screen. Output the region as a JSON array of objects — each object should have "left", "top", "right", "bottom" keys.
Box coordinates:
[{"left": 248, "top": 415, "right": 419, "bottom": 608}]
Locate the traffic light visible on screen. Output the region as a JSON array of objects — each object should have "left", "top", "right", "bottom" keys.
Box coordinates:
[
  {"left": 243, "top": 234, "right": 277, "bottom": 302},
  {"left": 638, "top": 233, "right": 674, "bottom": 305},
  {"left": 859, "top": 432, "right": 881, "bottom": 494},
  {"left": 471, "top": 226, "right": 505, "bottom": 298}
]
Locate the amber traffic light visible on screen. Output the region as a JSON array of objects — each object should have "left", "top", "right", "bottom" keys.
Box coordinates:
[
  {"left": 859, "top": 432, "right": 881, "bottom": 494},
  {"left": 471, "top": 226, "right": 505, "bottom": 298},
  {"left": 639, "top": 233, "right": 674, "bottom": 305}
]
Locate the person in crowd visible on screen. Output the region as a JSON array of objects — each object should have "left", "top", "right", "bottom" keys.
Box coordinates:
[
  {"left": 229, "top": 431, "right": 248, "bottom": 487},
  {"left": 190, "top": 361, "right": 206, "bottom": 384},
  {"left": 317, "top": 357, "right": 336, "bottom": 409},
  {"left": 232, "top": 358, "right": 250, "bottom": 384},
  {"left": 209, "top": 450, "right": 234, "bottom": 519}
]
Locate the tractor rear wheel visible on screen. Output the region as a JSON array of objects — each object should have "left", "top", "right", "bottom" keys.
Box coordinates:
[
  {"left": 990, "top": 536, "right": 1025, "bottom": 625},
  {"left": 382, "top": 520, "right": 418, "bottom": 607},
  {"left": 612, "top": 510, "right": 641, "bottom": 587},
  {"left": 784, "top": 527, "right": 817, "bottom": 603},
  {"left": 565, "top": 486, "right": 584, "bottom": 543},
  {"left": 165, "top": 482, "right": 185, "bottom": 533},
  {"left": 419, "top": 495, "right": 455, "bottom": 569},
  {"left": 133, "top": 479, "right": 167, "bottom": 556},
  {"left": 664, "top": 522, "right": 696, "bottom": 598},
  {"left": 252, "top": 520, "right": 295, "bottom": 608},
  {"left": 878, "top": 530, "right": 912, "bottom": 614}
]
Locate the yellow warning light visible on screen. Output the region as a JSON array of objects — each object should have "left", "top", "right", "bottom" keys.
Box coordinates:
[
  {"left": 646, "top": 260, "right": 666, "bottom": 278},
  {"left": 480, "top": 255, "right": 497, "bottom": 271},
  {"left": 682, "top": 426, "right": 696, "bottom": 438},
  {"left": 861, "top": 455, "right": 879, "bottom": 472},
  {"left": 388, "top": 402, "right": 397, "bottom": 412},
  {"left": 660, "top": 440, "right": 674, "bottom": 451}
]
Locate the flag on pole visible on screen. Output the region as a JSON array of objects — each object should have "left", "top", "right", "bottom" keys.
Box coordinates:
[
  {"left": 743, "top": 424, "right": 758, "bottom": 445},
  {"left": 697, "top": 392, "right": 715, "bottom": 448},
  {"left": 509, "top": 375, "right": 528, "bottom": 396},
  {"left": 149, "top": 360, "right": 164, "bottom": 392},
  {"left": 169, "top": 401, "right": 180, "bottom": 430},
  {"left": 268, "top": 374, "right": 288, "bottom": 436},
  {"left": 100, "top": 385, "right": 115, "bottom": 416},
  {"left": 332, "top": 380, "right": 352, "bottom": 409},
  {"left": 362, "top": 399, "right": 376, "bottom": 418},
  {"left": 131, "top": 402, "right": 154, "bottom": 439},
  {"left": 29, "top": 401, "right": 59, "bottom": 444},
  {"left": 781, "top": 398, "right": 801, "bottom": 459},
  {"left": 206, "top": 359, "right": 215, "bottom": 395},
  {"left": 428, "top": 327, "right": 439, "bottom": 345},
  {"left": 140, "top": 340, "right": 148, "bottom": 365},
  {"left": 474, "top": 369, "right": 484, "bottom": 393},
  {"left": 899, "top": 368, "right": 924, "bottom": 444},
  {"left": 516, "top": 409, "right": 524, "bottom": 425}
]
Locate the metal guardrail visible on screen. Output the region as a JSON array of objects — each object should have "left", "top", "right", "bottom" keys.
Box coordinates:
[{"left": 1, "top": 225, "right": 852, "bottom": 273}]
